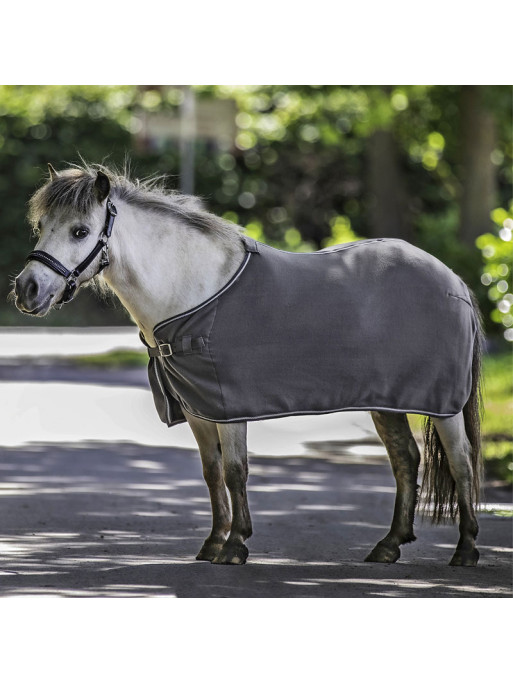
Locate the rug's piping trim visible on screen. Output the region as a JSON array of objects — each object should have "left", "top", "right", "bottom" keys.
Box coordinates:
[{"left": 178, "top": 403, "right": 461, "bottom": 426}]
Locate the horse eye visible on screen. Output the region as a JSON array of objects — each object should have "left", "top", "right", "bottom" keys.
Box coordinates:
[{"left": 72, "top": 226, "right": 90, "bottom": 239}]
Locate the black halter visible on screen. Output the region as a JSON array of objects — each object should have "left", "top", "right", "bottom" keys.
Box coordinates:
[{"left": 25, "top": 199, "right": 117, "bottom": 308}]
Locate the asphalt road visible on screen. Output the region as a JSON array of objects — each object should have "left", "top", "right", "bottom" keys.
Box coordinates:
[
  {"left": 0, "top": 438, "right": 511, "bottom": 598},
  {"left": 0, "top": 360, "right": 511, "bottom": 597}
]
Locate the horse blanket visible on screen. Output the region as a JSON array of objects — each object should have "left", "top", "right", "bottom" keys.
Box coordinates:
[{"left": 142, "top": 237, "right": 477, "bottom": 427}]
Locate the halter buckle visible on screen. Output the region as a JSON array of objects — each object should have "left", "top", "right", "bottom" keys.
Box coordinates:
[
  {"left": 107, "top": 199, "right": 117, "bottom": 216},
  {"left": 55, "top": 275, "right": 77, "bottom": 308},
  {"left": 98, "top": 243, "right": 110, "bottom": 271}
]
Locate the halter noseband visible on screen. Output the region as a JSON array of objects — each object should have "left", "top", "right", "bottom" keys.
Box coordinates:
[{"left": 25, "top": 199, "right": 117, "bottom": 308}]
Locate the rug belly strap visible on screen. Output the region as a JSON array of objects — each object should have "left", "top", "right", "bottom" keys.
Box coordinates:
[{"left": 146, "top": 335, "right": 205, "bottom": 358}]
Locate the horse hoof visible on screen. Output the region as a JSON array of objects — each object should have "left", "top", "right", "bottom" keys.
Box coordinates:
[
  {"left": 212, "top": 541, "right": 249, "bottom": 565},
  {"left": 196, "top": 542, "right": 223, "bottom": 562},
  {"left": 365, "top": 542, "right": 400, "bottom": 564},
  {"left": 449, "top": 548, "right": 479, "bottom": 567}
]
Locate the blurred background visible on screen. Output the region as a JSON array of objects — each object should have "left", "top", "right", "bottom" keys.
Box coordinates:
[
  {"left": 0, "top": 84, "right": 511, "bottom": 341},
  {"left": 0, "top": 84, "right": 511, "bottom": 484}
]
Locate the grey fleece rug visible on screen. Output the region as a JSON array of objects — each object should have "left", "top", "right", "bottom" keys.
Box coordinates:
[{"left": 142, "top": 237, "right": 477, "bottom": 427}]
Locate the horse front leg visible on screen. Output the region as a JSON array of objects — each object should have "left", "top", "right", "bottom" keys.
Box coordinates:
[
  {"left": 186, "top": 414, "right": 231, "bottom": 561},
  {"left": 432, "top": 414, "right": 480, "bottom": 567},
  {"left": 365, "top": 411, "right": 420, "bottom": 563},
  {"left": 212, "top": 422, "right": 252, "bottom": 565}
]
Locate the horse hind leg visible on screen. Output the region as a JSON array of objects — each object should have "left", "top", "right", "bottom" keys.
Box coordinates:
[
  {"left": 365, "top": 411, "right": 420, "bottom": 563},
  {"left": 431, "top": 413, "right": 480, "bottom": 567},
  {"left": 186, "top": 414, "right": 231, "bottom": 561}
]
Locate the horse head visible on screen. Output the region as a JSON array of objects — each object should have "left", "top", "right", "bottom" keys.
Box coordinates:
[{"left": 15, "top": 165, "right": 115, "bottom": 316}]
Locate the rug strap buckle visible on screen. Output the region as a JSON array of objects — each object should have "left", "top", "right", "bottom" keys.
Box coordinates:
[{"left": 158, "top": 343, "right": 173, "bottom": 357}]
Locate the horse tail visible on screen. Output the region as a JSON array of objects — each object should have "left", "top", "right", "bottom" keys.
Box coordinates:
[{"left": 420, "top": 290, "right": 484, "bottom": 523}]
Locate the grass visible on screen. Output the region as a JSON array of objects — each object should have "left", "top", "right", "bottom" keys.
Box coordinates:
[
  {"left": 482, "top": 353, "right": 512, "bottom": 436},
  {"left": 481, "top": 352, "right": 513, "bottom": 482},
  {"left": 72, "top": 349, "right": 147, "bottom": 368}
]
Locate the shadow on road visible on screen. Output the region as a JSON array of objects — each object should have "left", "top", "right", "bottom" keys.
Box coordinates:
[{"left": 0, "top": 441, "right": 511, "bottom": 597}]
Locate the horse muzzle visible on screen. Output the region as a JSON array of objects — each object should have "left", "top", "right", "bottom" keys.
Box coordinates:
[{"left": 14, "top": 267, "right": 61, "bottom": 316}]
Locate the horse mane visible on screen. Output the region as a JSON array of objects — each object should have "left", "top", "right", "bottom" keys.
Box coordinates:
[{"left": 28, "top": 161, "right": 241, "bottom": 242}]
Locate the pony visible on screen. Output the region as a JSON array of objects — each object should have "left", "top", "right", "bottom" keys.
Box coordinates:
[{"left": 14, "top": 163, "right": 484, "bottom": 567}]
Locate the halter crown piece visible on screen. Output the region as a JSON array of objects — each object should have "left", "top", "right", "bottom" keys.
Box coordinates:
[{"left": 25, "top": 199, "right": 117, "bottom": 308}]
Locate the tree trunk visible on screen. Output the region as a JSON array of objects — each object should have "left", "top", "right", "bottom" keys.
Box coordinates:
[
  {"left": 366, "top": 129, "right": 412, "bottom": 241},
  {"left": 459, "top": 86, "right": 497, "bottom": 246}
]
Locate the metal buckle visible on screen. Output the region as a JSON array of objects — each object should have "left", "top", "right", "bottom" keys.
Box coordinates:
[
  {"left": 99, "top": 243, "right": 110, "bottom": 271},
  {"left": 158, "top": 343, "right": 173, "bottom": 357}
]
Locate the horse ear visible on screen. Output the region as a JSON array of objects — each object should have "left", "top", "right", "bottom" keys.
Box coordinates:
[
  {"left": 47, "top": 163, "right": 58, "bottom": 180},
  {"left": 94, "top": 170, "right": 111, "bottom": 203}
]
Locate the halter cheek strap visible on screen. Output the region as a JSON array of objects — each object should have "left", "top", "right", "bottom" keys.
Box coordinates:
[{"left": 25, "top": 199, "right": 117, "bottom": 307}]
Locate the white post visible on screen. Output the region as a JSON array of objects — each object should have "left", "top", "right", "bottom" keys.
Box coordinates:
[{"left": 179, "top": 86, "right": 196, "bottom": 195}]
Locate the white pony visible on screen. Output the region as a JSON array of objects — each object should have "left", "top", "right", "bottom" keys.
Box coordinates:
[{"left": 14, "top": 164, "right": 483, "bottom": 567}]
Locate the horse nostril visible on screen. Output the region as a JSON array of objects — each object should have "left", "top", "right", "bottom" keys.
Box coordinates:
[
  {"left": 16, "top": 275, "right": 39, "bottom": 302},
  {"left": 27, "top": 277, "right": 39, "bottom": 301}
]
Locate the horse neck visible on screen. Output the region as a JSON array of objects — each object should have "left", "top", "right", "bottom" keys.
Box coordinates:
[{"left": 102, "top": 201, "right": 245, "bottom": 346}]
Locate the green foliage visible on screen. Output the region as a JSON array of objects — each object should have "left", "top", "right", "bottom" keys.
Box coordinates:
[
  {"left": 321, "top": 215, "right": 361, "bottom": 248},
  {"left": 416, "top": 207, "right": 478, "bottom": 284},
  {"left": 195, "top": 86, "right": 371, "bottom": 247},
  {"left": 482, "top": 353, "right": 513, "bottom": 433},
  {"left": 476, "top": 204, "right": 513, "bottom": 342}
]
